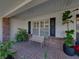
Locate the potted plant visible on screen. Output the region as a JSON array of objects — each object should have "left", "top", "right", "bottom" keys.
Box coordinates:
[
  {"left": 0, "top": 40, "right": 16, "bottom": 59},
  {"left": 62, "top": 10, "right": 75, "bottom": 56},
  {"left": 16, "top": 28, "right": 29, "bottom": 42}
]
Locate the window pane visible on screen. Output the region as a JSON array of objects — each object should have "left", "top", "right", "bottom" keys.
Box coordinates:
[
  {"left": 33, "top": 22, "right": 36, "bottom": 28},
  {"left": 32, "top": 21, "right": 39, "bottom": 35},
  {"left": 45, "top": 20, "right": 49, "bottom": 24},
  {"left": 40, "top": 21, "right": 44, "bottom": 28},
  {"left": 40, "top": 28, "right": 44, "bottom": 36},
  {"left": 40, "top": 20, "right": 49, "bottom": 36},
  {"left": 37, "top": 22, "right": 39, "bottom": 28}
]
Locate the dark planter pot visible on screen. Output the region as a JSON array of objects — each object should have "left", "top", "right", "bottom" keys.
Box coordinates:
[
  {"left": 75, "top": 40, "right": 79, "bottom": 56},
  {"left": 5, "top": 55, "right": 14, "bottom": 59},
  {"left": 73, "top": 45, "right": 79, "bottom": 56},
  {"left": 75, "top": 51, "right": 79, "bottom": 56},
  {"left": 75, "top": 40, "right": 79, "bottom": 45},
  {"left": 63, "top": 44, "right": 75, "bottom": 56}
]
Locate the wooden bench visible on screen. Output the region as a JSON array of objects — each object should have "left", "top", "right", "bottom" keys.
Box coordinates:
[{"left": 30, "top": 35, "right": 45, "bottom": 47}]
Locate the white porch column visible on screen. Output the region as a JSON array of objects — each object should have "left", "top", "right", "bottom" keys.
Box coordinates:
[{"left": 0, "top": 17, "right": 3, "bottom": 42}]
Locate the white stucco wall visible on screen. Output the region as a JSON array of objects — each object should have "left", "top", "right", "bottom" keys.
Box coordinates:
[
  {"left": 10, "top": 18, "right": 28, "bottom": 40},
  {"left": 10, "top": 9, "right": 77, "bottom": 40},
  {"left": 24, "top": 11, "right": 76, "bottom": 39},
  {"left": 0, "top": 17, "right": 3, "bottom": 42}
]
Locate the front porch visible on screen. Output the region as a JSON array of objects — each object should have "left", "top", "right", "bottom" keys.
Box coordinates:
[{"left": 13, "top": 39, "right": 79, "bottom": 59}]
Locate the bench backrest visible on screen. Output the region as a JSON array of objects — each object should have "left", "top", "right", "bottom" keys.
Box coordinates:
[{"left": 30, "top": 35, "right": 44, "bottom": 43}]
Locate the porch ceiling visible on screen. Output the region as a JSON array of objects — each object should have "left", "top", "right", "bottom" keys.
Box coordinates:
[
  {"left": 0, "top": 0, "right": 25, "bottom": 17},
  {"left": 13, "top": 0, "right": 79, "bottom": 19},
  {"left": 0, "top": 0, "right": 79, "bottom": 18},
  {"left": 0, "top": 0, "right": 48, "bottom": 17}
]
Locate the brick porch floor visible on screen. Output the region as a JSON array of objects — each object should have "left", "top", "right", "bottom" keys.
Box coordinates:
[{"left": 13, "top": 40, "right": 79, "bottom": 59}]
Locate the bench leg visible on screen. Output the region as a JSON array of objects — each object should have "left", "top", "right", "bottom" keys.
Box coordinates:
[
  {"left": 41, "top": 43, "right": 44, "bottom": 48},
  {"left": 41, "top": 43, "right": 43, "bottom": 48}
]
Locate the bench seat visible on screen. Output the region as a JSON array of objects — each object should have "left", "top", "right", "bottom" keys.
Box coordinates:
[{"left": 30, "top": 35, "right": 45, "bottom": 47}]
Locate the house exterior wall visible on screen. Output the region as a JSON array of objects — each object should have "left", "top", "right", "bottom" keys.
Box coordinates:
[
  {"left": 10, "top": 18, "right": 28, "bottom": 40},
  {"left": 27, "top": 11, "right": 76, "bottom": 39},
  {"left": 10, "top": 10, "right": 77, "bottom": 40}
]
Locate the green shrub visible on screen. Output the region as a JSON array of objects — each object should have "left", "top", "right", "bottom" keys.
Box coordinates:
[
  {"left": 62, "top": 10, "right": 74, "bottom": 47},
  {"left": 16, "top": 28, "right": 29, "bottom": 42},
  {"left": 0, "top": 40, "right": 15, "bottom": 59},
  {"left": 44, "top": 49, "right": 48, "bottom": 59},
  {"left": 65, "top": 30, "right": 74, "bottom": 47}
]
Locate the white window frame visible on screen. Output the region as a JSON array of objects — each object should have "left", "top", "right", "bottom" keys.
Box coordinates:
[{"left": 31, "top": 19, "right": 50, "bottom": 37}]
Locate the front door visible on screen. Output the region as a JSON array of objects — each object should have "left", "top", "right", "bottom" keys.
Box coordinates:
[
  {"left": 28, "top": 21, "right": 31, "bottom": 34},
  {"left": 50, "top": 18, "right": 55, "bottom": 36}
]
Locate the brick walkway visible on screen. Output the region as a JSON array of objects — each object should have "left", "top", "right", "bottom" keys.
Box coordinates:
[{"left": 13, "top": 40, "right": 79, "bottom": 59}]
